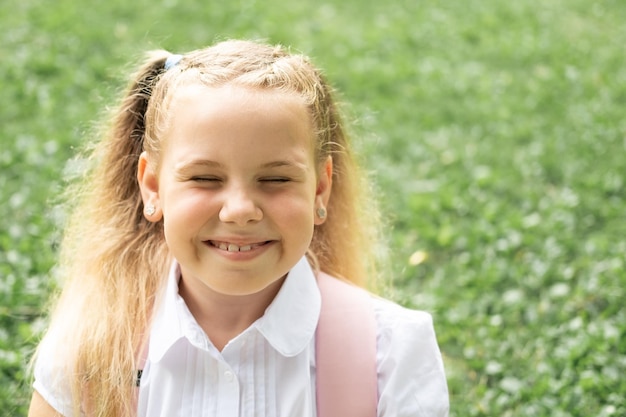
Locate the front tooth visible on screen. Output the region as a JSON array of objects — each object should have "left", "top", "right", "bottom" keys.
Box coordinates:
[
  {"left": 239, "top": 245, "right": 252, "bottom": 252},
  {"left": 227, "top": 243, "right": 239, "bottom": 252},
  {"left": 218, "top": 242, "right": 229, "bottom": 250}
]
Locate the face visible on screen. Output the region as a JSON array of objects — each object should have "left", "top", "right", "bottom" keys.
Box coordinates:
[{"left": 138, "top": 84, "right": 332, "bottom": 298}]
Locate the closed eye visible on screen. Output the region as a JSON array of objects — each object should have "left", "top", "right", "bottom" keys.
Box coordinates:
[
  {"left": 259, "top": 177, "right": 291, "bottom": 183},
  {"left": 190, "top": 176, "right": 222, "bottom": 182}
]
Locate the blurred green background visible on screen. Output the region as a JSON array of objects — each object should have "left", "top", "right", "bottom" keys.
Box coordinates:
[{"left": 1, "top": 0, "right": 625, "bottom": 415}]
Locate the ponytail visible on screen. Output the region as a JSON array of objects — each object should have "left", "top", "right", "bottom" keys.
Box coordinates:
[
  {"left": 41, "top": 50, "right": 175, "bottom": 417},
  {"left": 105, "top": 50, "right": 170, "bottom": 224}
]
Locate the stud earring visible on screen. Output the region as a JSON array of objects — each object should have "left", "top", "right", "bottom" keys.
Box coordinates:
[
  {"left": 145, "top": 204, "right": 156, "bottom": 216},
  {"left": 316, "top": 207, "right": 327, "bottom": 219}
]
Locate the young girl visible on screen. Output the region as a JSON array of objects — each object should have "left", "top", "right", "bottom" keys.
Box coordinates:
[{"left": 28, "top": 39, "right": 449, "bottom": 417}]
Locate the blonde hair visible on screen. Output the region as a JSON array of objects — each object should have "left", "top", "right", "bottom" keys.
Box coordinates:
[{"left": 37, "top": 40, "right": 383, "bottom": 416}]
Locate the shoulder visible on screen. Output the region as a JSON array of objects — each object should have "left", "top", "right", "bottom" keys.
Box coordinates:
[
  {"left": 372, "top": 296, "right": 435, "bottom": 339},
  {"left": 32, "top": 331, "right": 76, "bottom": 417},
  {"left": 372, "top": 297, "right": 450, "bottom": 417},
  {"left": 372, "top": 296, "right": 443, "bottom": 371}
]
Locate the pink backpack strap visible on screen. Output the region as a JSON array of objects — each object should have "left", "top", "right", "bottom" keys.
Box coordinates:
[{"left": 315, "top": 272, "right": 378, "bottom": 417}]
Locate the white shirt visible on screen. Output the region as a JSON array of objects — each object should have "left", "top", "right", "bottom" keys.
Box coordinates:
[{"left": 34, "top": 257, "right": 449, "bottom": 417}]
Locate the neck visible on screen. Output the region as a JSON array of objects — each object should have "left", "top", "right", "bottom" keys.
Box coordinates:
[{"left": 178, "top": 275, "right": 286, "bottom": 351}]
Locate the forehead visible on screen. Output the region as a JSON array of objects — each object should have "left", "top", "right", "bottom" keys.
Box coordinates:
[
  {"left": 160, "top": 84, "right": 316, "bottom": 165},
  {"left": 166, "top": 83, "right": 311, "bottom": 132}
]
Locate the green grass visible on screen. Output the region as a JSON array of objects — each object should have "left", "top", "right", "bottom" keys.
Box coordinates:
[{"left": 2, "top": 0, "right": 625, "bottom": 415}]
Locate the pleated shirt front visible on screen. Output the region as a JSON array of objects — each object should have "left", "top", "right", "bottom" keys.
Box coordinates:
[{"left": 137, "top": 257, "right": 321, "bottom": 417}]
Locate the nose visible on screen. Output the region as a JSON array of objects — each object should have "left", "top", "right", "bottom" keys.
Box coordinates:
[{"left": 218, "top": 186, "right": 263, "bottom": 225}]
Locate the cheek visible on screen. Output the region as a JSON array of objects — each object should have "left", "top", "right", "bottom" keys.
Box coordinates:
[
  {"left": 269, "top": 194, "right": 316, "bottom": 234},
  {"left": 162, "top": 190, "right": 218, "bottom": 225}
]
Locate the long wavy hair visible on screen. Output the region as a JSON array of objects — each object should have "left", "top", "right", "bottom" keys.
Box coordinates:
[{"left": 36, "top": 39, "right": 383, "bottom": 416}]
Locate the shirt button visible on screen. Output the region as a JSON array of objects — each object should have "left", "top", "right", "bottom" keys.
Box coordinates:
[{"left": 224, "top": 370, "right": 234, "bottom": 382}]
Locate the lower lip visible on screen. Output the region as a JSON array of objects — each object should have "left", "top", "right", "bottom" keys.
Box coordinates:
[{"left": 204, "top": 241, "right": 274, "bottom": 261}]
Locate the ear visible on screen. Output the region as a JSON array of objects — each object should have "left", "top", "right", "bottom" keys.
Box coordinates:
[
  {"left": 314, "top": 156, "right": 333, "bottom": 226},
  {"left": 137, "top": 151, "right": 163, "bottom": 222}
]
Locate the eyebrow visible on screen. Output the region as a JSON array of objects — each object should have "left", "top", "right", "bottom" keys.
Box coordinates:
[
  {"left": 174, "top": 159, "right": 307, "bottom": 172},
  {"left": 174, "top": 159, "right": 224, "bottom": 174},
  {"left": 259, "top": 160, "right": 307, "bottom": 170}
]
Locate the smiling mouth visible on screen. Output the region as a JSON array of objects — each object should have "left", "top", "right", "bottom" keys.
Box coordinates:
[{"left": 208, "top": 240, "right": 270, "bottom": 252}]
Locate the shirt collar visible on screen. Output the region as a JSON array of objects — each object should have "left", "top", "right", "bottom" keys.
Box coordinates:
[
  {"left": 254, "top": 256, "right": 321, "bottom": 357},
  {"left": 148, "top": 256, "right": 321, "bottom": 362}
]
